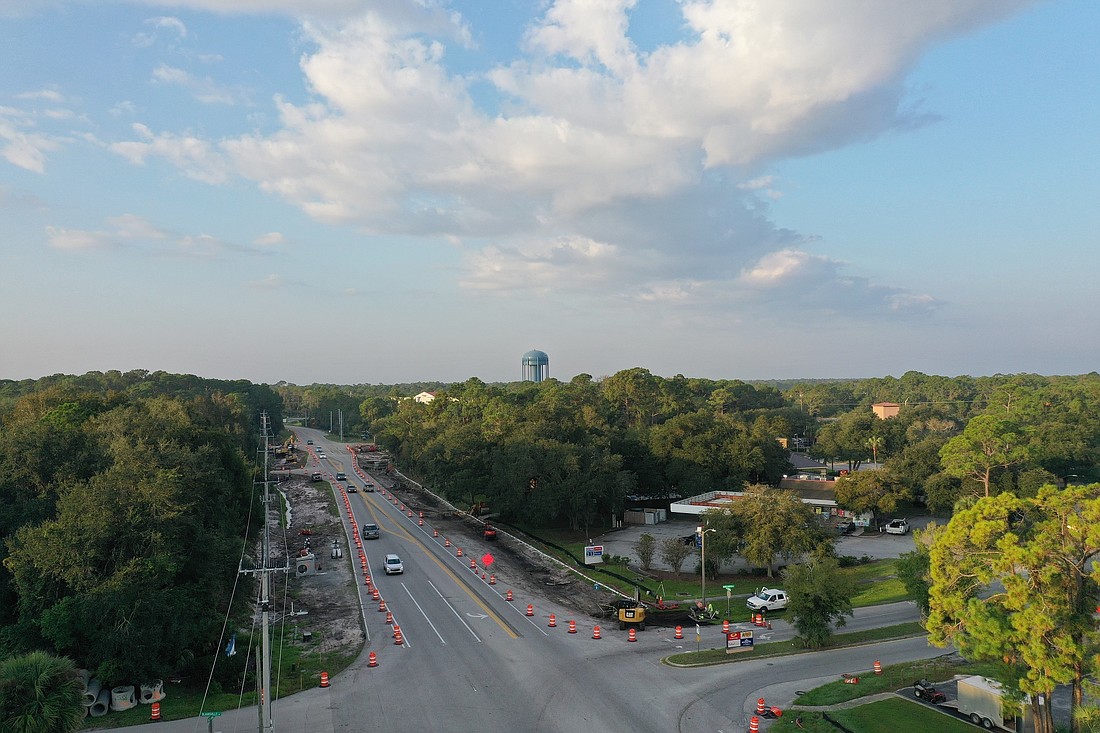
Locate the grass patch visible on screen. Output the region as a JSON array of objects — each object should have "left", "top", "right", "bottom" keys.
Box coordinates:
[
  {"left": 770, "top": 698, "right": 977, "bottom": 733},
  {"left": 793, "top": 656, "right": 967, "bottom": 706},
  {"left": 82, "top": 630, "right": 361, "bottom": 728},
  {"left": 665, "top": 621, "right": 926, "bottom": 667}
]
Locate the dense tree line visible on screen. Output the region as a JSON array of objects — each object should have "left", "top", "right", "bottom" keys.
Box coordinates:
[
  {"left": 0, "top": 371, "right": 280, "bottom": 685},
  {"left": 364, "top": 371, "right": 796, "bottom": 528}
]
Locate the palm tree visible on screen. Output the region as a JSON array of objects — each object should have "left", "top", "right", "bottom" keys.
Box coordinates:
[
  {"left": 0, "top": 651, "right": 85, "bottom": 733},
  {"left": 866, "top": 435, "right": 884, "bottom": 466}
]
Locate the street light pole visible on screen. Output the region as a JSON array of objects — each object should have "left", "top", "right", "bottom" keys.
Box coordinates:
[{"left": 697, "top": 525, "right": 715, "bottom": 610}]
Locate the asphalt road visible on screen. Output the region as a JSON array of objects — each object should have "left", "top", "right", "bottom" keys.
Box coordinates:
[{"left": 116, "top": 429, "right": 939, "bottom": 733}]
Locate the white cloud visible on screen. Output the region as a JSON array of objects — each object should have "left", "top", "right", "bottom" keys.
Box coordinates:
[
  {"left": 253, "top": 231, "right": 285, "bottom": 246},
  {"left": 247, "top": 274, "right": 286, "bottom": 289},
  {"left": 0, "top": 107, "right": 59, "bottom": 173},
  {"left": 109, "top": 0, "right": 1022, "bottom": 320},
  {"left": 43, "top": 214, "right": 273, "bottom": 259},
  {"left": 151, "top": 64, "right": 242, "bottom": 105}
]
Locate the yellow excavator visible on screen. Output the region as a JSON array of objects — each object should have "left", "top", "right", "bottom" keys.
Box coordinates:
[{"left": 615, "top": 588, "right": 647, "bottom": 631}]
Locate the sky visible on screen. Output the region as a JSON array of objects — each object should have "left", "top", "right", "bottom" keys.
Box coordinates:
[{"left": 1, "top": 0, "right": 1097, "bottom": 386}]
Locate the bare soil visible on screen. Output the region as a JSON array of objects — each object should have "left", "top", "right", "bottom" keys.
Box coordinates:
[{"left": 265, "top": 457, "right": 620, "bottom": 664}]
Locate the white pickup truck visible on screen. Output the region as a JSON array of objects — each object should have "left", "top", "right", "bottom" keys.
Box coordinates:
[{"left": 746, "top": 588, "right": 788, "bottom": 612}]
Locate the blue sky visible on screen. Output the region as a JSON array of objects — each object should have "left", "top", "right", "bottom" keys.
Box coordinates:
[{"left": 2, "top": 0, "right": 1097, "bottom": 386}]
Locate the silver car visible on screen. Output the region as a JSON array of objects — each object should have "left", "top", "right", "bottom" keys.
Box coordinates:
[{"left": 384, "top": 554, "right": 403, "bottom": 574}]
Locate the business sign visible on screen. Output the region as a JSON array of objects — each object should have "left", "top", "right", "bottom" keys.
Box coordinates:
[
  {"left": 726, "top": 630, "right": 754, "bottom": 654},
  {"left": 584, "top": 545, "right": 604, "bottom": 564}
]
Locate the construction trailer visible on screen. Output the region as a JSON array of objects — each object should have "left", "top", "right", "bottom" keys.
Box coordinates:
[{"left": 956, "top": 676, "right": 1033, "bottom": 732}]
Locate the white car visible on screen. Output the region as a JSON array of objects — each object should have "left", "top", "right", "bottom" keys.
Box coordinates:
[
  {"left": 384, "top": 554, "right": 404, "bottom": 574},
  {"left": 885, "top": 518, "right": 910, "bottom": 535},
  {"left": 317, "top": 452, "right": 327, "bottom": 460},
  {"left": 746, "top": 588, "right": 788, "bottom": 612}
]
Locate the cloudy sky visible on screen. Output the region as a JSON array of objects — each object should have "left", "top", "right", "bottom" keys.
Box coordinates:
[{"left": 2, "top": 0, "right": 1096, "bottom": 385}]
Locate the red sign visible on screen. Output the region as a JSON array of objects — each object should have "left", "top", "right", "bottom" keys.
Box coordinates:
[{"left": 482, "top": 553, "right": 495, "bottom": 567}]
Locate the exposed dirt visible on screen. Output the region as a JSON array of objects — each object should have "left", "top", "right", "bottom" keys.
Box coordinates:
[{"left": 265, "top": 452, "right": 626, "bottom": 664}]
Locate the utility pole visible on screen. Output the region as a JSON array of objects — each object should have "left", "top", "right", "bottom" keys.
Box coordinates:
[
  {"left": 338, "top": 410, "right": 344, "bottom": 442},
  {"left": 239, "top": 412, "right": 290, "bottom": 733}
]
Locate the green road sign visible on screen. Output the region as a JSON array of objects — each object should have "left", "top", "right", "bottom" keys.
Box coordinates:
[{"left": 201, "top": 711, "right": 222, "bottom": 718}]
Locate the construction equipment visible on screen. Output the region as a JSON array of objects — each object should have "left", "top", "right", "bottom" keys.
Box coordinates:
[
  {"left": 615, "top": 588, "right": 647, "bottom": 631},
  {"left": 483, "top": 523, "right": 498, "bottom": 541}
]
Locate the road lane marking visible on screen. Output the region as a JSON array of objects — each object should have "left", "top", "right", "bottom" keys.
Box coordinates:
[
  {"left": 403, "top": 583, "right": 445, "bottom": 644},
  {"left": 352, "top": 493, "right": 519, "bottom": 639},
  {"left": 429, "top": 580, "right": 482, "bottom": 642}
]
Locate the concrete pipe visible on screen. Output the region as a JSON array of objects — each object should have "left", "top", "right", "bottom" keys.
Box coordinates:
[
  {"left": 140, "top": 680, "right": 165, "bottom": 703},
  {"left": 110, "top": 685, "right": 137, "bottom": 711},
  {"left": 89, "top": 688, "right": 110, "bottom": 717},
  {"left": 83, "top": 678, "right": 102, "bottom": 707}
]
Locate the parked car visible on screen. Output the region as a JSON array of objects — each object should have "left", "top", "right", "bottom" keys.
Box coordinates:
[
  {"left": 384, "top": 554, "right": 403, "bottom": 574},
  {"left": 746, "top": 588, "right": 788, "bottom": 612},
  {"left": 885, "top": 518, "right": 910, "bottom": 535}
]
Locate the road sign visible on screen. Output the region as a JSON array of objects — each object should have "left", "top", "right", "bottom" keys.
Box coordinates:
[
  {"left": 584, "top": 545, "right": 604, "bottom": 564},
  {"left": 723, "top": 584, "right": 735, "bottom": 598},
  {"left": 201, "top": 712, "right": 222, "bottom": 718},
  {"left": 726, "top": 630, "right": 754, "bottom": 653}
]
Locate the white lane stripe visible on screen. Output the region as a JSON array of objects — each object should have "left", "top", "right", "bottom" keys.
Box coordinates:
[{"left": 428, "top": 580, "right": 482, "bottom": 643}]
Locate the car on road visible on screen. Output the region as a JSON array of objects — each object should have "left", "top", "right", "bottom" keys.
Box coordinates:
[
  {"left": 362, "top": 523, "right": 380, "bottom": 540},
  {"left": 336, "top": 472, "right": 346, "bottom": 481},
  {"left": 885, "top": 518, "right": 910, "bottom": 535},
  {"left": 310, "top": 472, "right": 323, "bottom": 481},
  {"left": 364, "top": 482, "right": 375, "bottom": 492},
  {"left": 384, "top": 554, "right": 403, "bottom": 574},
  {"left": 306, "top": 439, "right": 313, "bottom": 445},
  {"left": 347, "top": 484, "right": 357, "bottom": 493},
  {"left": 746, "top": 588, "right": 788, "bottom": 612},
  {"left": 318, "top": 452, "right": 327, "bottom": 459}
]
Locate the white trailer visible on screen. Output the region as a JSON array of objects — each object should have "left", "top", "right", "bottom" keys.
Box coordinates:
[{"left": 956, "top": 676, "right": 1032, "bottom": 732}]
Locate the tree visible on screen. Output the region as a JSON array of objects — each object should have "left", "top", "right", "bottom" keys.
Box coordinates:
[
  {"left": 939, "top": 414, "right": 1034, "bottom": 497},
  {"left": 781, "top": 556, "right": 856, "bottom": 649},
  {"left": 833, "top": 470, "right": 908, "bottom": 528},
  {"left": 634, "top": 533, "right": 656, "bottom": 571},
  {"left": 726, "top": 485, "right": 828, "bottom": 577},
  {"left": 811, "top": 409, "right": 876, "bottom": 472},
  {"left": 866, "top": 435, "right": 883, "bottom": 465},
  {"left": 894, "top": 523, "right": 939, "bottom": 614},
  {"left": 926, "top": 484, "right": 1100, "bottom": 733},
  {"left": 658, "top": 536, "right": 692, "bottom": 574},
  {"left": 0, "top": 651, "right": 85, "bottom": 733}
]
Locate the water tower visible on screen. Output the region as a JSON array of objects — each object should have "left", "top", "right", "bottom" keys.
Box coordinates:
[{"left": 521, "top": 349, "right": 549, "bottom": 382}]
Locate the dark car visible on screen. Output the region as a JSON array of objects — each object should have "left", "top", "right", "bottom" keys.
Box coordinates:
[
  {"left": 310, "top": 472, "right": 323, "bottom": 482},
  {"left": 336, "top": 472, "right": 347, "bottom": 481},
  {"left": 347, "top": 484, "right": 358, "bottom": 493}
]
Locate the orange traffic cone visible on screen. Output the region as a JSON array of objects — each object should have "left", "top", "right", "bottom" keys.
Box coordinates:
[
  {"left": 470, "top": 558, "right": 476, "bottom": 570},
  {"left": 378, "top": 598, "right": 386, "bottom": 611},
  {"left": 445, "top": 538, "right": 451, "bottom": 547},
  {"left": 150, "top": 702, "right": 161, "bottom": 722},
  {"left": 723, "top": 619, "right": 730, "bottom": 633},
  {"left": 433, "top": 529, "right": 439, "bottom": 537},
  {"left": 393, "top": 626, "right": 404, "bottom": 645},
  {"left": 674, "top": 625, "right": 683, "bottom": 640},
  {"left": 548, "top": 614, "right": 557, "bottom": 627},
  {"left": 368, "top": 652, "right": 378, "bottom": 667},
  {"left": 319, "top": 671, "right": 330, "bottom": 688},
  {"left": 628, "top": 628, "right": 637, "bottom": 642},
  {"left": 757, "top": 698, "right": 766, "bottom": 715},
  {"left": 568, "top": 619, "right": 577, "bottom": 633},
  {"left": 749, "top": 716, "right": 759, "bottom": 733},
  {"left": 489, "top": 574, "right": 496, "bottom": 585},
  {"left": 505, "top": 590, "right": 513, "bottom": 601},
  {"left": 526, "top": 604, "right": 534, "bottom": 617},
  {"left": 385, "top": 611, "right": 393, "bottom": 625},
  {"left": 457, "top": 547, "right": 463, "bottom": 557},
  {"left": 874, "top": 660, "right": 882, "bottom": 675},
  {"left": 592, "top": 625, "right": 602, "bottom": 639}
]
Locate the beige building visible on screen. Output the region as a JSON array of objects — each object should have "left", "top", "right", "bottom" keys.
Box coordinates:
[{"left": 872, "top": 402, "right": 900, "bottom": 419}]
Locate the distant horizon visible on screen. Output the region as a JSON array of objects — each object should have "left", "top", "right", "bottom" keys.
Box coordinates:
[{"left": 4, "top": 364, "right": 1096, "bottom": 389}]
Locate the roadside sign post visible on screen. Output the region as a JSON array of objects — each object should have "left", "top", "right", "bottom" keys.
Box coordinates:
[
  {"left": 583, "top": 545, "right": 604, "bottom": 565},
  {"left": 722, "top": 584, "right": 735, "bottom": 618},
  {"left": 201, "top": 711, "right": 222, "bottom": 733}
]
